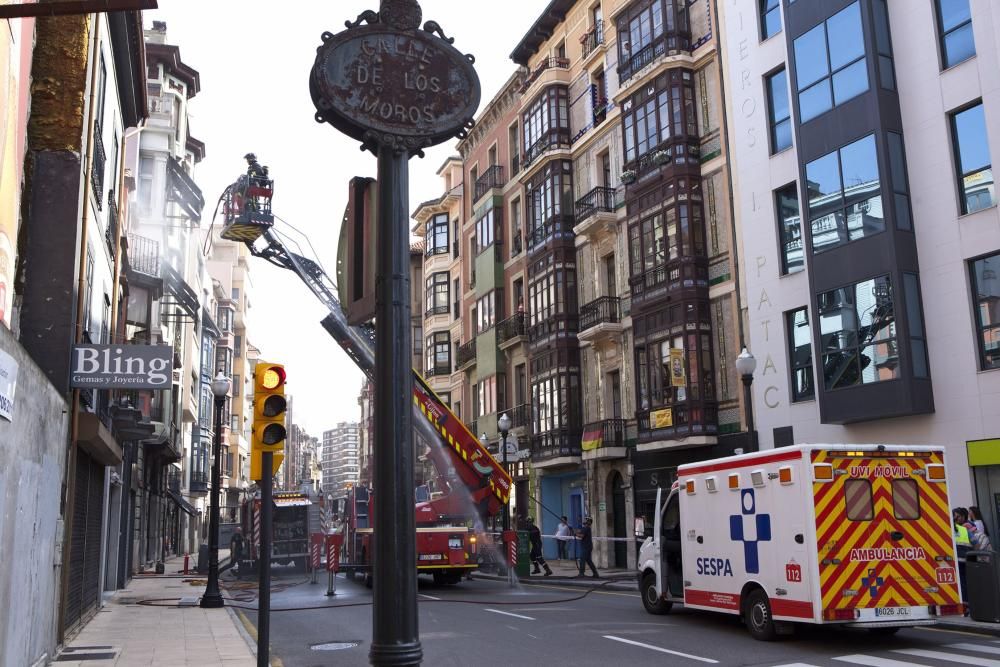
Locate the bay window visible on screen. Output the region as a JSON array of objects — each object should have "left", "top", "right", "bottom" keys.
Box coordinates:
[
  {"left": 616, "top": 0, "right": 690, "bottom": 84},
  {"left": 425, "top": 272, "right": 450, "bottom": 316},
  {"left": 621, "top": 69, "right": 697, "bottom": 165},
  {"left": 526, "top": 159, "right": 574, "bottom": 248},
  {"left": 426, "top": 213, "right": 449, "bottom": 255},
  {"left": 522, "top": 86, "right": 570, "bottom": 166}
]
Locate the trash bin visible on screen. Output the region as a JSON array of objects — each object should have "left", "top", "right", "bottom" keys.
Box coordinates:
[
  {"left": 197, "top": 543, "right": 209, "bottom": 574},
  {"left": 966, "top": 550, "right": 1000, "bottom": 622},
  {"left": 515, "top": 530, "right": 531, "bottom": 578}
]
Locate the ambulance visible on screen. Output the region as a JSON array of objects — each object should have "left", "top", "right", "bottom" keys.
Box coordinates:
[{"left": 637, "top": 444, "right": 965, "bottom": 640}]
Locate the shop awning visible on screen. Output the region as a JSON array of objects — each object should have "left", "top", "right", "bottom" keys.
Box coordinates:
[
  {"left": 582, "top": 426, "right": 603, "bottom": 452},
  {"left": 167, "top": 490, "right": 198, "bottom": 517}
]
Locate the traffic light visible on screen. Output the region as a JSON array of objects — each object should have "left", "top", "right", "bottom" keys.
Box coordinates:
[{"left": 251, "top": 362, "right": 287, "bottom": 481}]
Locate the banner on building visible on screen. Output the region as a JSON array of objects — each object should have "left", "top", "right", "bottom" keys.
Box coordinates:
[
  {"left": 669, "top": 348, "right": 685, "bottom": 387},
  {"left": 0, "top": 347, "right": 18, "bottom": 422},
  {"left": 650, "top": 407, "right": 673, "bottom": 429},
  {"left": 69, "top": 344, "right": 173, "bottom": 389},
  {"left": 581, "top": 425, "right": 603, "bottom": 452}
]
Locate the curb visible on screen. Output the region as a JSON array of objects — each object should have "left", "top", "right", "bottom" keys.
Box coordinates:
[{"left": 934, "top": 619, "right": 1000, "bottom": 637}]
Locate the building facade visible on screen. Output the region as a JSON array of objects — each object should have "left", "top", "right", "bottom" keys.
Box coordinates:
[
  {"left": 322, "top": 422, "right": 361, "bottom": 498},
  {"left": 720, "top": 0, "right": 1000, "bottom": 531}
]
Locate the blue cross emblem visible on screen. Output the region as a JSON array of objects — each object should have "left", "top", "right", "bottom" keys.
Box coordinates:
[
  {"left": 862, "top": 569, "right": 884, "bottom": 597},
  {"left": 729, "top": 489, "right": 772, "bottom": 574}
]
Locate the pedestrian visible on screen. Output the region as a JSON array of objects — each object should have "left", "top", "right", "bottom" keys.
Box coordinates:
[
  {"left": 230, "top": 526, "right": 245, "bottom": 576},
  {"left": 526, "top": 517, "right": 552, "bottom": 576},
  {"left": 969, "top": 506, "right": 988, "bottom": 535},
  {"left": 576, "top": 517, "right": 600, "bottom": 579},
  {"left": 555, "top": 515, "right": 572, "bottom": 561},
  {"left": 954, "top": 508, "right": 973, "bottom": 604}
]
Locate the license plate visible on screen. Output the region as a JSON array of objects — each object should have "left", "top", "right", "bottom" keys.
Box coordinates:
[
  {"left": 874, "top": 607, "right": 910, "bottom": 617},
  {"left": 419, "top": 554, "right": 443, "bottom": 561}
]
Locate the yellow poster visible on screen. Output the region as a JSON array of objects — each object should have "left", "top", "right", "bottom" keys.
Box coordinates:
[
  {"left": 650, "top": 408, "right": 673, "bottom": 428},
  {"left": 669, "top": 348, "right": 686, "bottom": 387}
]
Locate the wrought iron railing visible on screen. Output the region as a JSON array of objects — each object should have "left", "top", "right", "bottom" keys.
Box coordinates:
[
  {"left": 91, "top": 121, "right": 106, "bottom": 210},
  {"left": 425, "top": 362, "right": 452, "bottom": 378},
  {"left": 190, "top": 471, "right": 209, "bottom": 493},
  {"left": 529, "top": 429, "right": 582, "bottom": 461},
  {"left": 510, "top": 403, "right": 532, "bottom": 429},
  {"left": 127, "top": 234, "right": 160, "bottom": 277},
  {"left": 579, "top": 296, "right": 622, "bottom": 332},
  {"left": 575, "top": 186, "right": 617, "bottom": 223},
  {"left": 105, "top": 195, "right": 118, "bottom": 258},
  {"left": 583, "top": 418, "right": 630, "bottom": 449},
  {"left": 582, "top": 21, "right": 605, "bottom": 58},
  {"left": 497, "top": 312, "right": 527, "bottom": 345},
  {"left": 425, "top": 305, "right": 449, "bottom": 317},
  {"left": 474, "top": 165, "right": 505, "bottom": 200},
  {"left": 510, "top": 153, "right": 520, "bottom": 177},
  {"left": 457, "top": 339, "right": 477, "bottom": 368},
  {"left": 519, "top": 57, "right": 570, "bottom": 93},
  {"left": 523, "top": 130, "right": 572, "bottom": 168}
]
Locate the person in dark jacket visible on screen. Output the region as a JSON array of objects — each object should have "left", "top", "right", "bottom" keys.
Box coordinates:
[
  {"left": 576, "top": 517, "right": 599, "bottom": 578},
  {"left": 526, "top": 517, "right": 552, "bottom": 576}
]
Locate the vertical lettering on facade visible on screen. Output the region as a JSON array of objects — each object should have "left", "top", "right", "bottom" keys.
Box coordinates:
[
  {"left": 764, "top": 386, "right": 780, "bottom": 409},
  {"left": 758, "top": 289, "right": 771, "bottom": 311}
]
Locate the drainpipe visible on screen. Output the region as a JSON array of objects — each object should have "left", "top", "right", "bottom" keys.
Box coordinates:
[
  {"left": 58, "top": 11, "right": 102, "bottom": 641},
  {"left": 110, "top": 121, "right": 144, "bottom": 337}
]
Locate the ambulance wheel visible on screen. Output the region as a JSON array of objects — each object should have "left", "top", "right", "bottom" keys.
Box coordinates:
[
  {"left": 867, "top": 627, "right": 900, "bottom": 637},
  {"left": 745, "top": 589, "right": 777, "bottom": 641},
  {"left": 641, "top": 573, "right": 672, "bottom": 615}
]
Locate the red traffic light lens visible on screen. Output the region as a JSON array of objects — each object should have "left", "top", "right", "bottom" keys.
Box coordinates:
[
  {"left": 262, "top": 423, "right": 286, "bottom": 445},
  {"left": 260, "top": 366, "right": 285, "bottom": 390}
]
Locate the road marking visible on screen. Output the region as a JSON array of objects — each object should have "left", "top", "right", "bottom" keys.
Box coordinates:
[
  {"left": 833, "top": 656, "right": 922, "bottom": 667},
  {"left": 950, "top": 643, "right": 1000, "bottom": 656},
  {"left": 511, "top": 607, "right": 573, "bottom": 612},
  {"left": 484, "top": 608, "right": 535, "bottom": 621},
  {"left": 418, "top": 593, "right": 441, "bottom": 600},
  {"left": 894, "top": 648, "right": 1000, "bottom": 666},
  {"left": 768, "top": 663, "right": 821, "bottom": 667},
  {"left": 603, "top": 635, "right": 718, "bottom": 663}
]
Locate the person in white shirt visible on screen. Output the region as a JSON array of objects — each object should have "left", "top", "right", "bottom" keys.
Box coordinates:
[{"left": 555, "top": 516, "right": 572, "bottom": 561}]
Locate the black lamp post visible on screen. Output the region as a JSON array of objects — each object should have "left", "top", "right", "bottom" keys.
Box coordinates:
[
  {"left": 735, "top": 348, "right": 758, "bottom": 453},
  {"left": 497, "top": 413, "right": 512, "bottom": 534},
  {"left": 201, "top": 371, "right": 231, "bottom": 608}
]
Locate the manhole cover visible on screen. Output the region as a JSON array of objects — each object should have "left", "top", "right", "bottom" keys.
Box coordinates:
[{"left": 311, "top": 641, "right": 361, "bottom": 651}]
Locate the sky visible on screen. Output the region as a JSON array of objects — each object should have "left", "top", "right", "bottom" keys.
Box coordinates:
[{"left": 146, "top": 0, "right": 547, "bottom": 436}]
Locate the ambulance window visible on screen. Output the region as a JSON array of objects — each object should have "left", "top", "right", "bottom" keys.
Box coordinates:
[
  {"left": 662, "top": 493, "right": 680, "bottom": 539},
  {"left": 844, "top": 479, "right": 874, "bottom": 521},
  {"left": 892, "top": 478, "right": 920, "bottom": 520}
]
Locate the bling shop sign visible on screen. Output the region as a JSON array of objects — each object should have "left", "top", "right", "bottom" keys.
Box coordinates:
[{"left": 70, "top": 344, "right": 172, "bottom": 390}]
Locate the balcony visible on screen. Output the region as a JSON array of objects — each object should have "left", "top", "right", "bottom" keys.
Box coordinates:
[
  {"left": 509, "top": 403, "right": 532, "bottom": 431},
  {"left": 168, "top": 468, "right": 181, "bottom": 493},
  {"left": 527, "top": 215, "right": 575, "bottom": 251},
  {"left": 617, "top": 31, "right": 691, "bottom": 87},
  {"left": 425, "top": 362, "right": 452, "bottom": 378},
  {"left": 573, "top": 186, "right": 618, "bottom": 240},
  {"left": 523, "top": 130, "right": 572, "bottom": 170},
  {"left": 127, "top": 234, "right": 161, "bottom": 278},
  {"left": 582, "top": 418, "right": 633, "bottom": 461},
  {"left": 581, "top": 21, "right": 605, "bottom": 60},
  {"left": 474, "top": 165, "right": 505, "bottom": 201},
  {"left": 91, "top": 121, "right": 106, "bottom": 210},
  {"left": 629, "top": 261, "right": 709, "bottom": 307},
  {"left": 635, "top": 404, "right": 718, "bottom": 450},
  {"left": 518, "top": 56, "right": 570, "bottom": 95},
  {"left": 497, "top": 312, "right": 527, "bottom": 349},
  {"left": 425, "top": 305, "right": 449, "bottom": 318},
  {"left": 456, "top": 339, "right": 477, "bottom": 371},
  {"left": 190, "top": 471, "right": 209, "bottom": 495},
  {"left": 529, "top": 429, "right": 582, "bottom": 468},
  {"left": 577, "top": 296, "right": 623, "bottom": 345}
]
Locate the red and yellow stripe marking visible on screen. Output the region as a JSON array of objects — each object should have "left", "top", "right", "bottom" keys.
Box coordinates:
[{"left": 811, "top": 450, "right": 959, "bottom": 613}]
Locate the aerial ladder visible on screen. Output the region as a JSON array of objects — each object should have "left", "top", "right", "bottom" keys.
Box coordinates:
[{"left": 218, "top": 158, "right": 512, "bottom": 582}]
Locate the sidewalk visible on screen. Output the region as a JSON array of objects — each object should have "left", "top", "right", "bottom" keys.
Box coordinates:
[
  {"left": 936, "top": 614, "right": 1000, "bottom": 637},
  {"left": 56, "top": 554, "right": 256, "bottom": 667}
]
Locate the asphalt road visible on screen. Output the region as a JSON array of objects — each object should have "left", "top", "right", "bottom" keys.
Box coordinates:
[{"left": 232, "top": 572, "right": 1000, "bottom": 667}]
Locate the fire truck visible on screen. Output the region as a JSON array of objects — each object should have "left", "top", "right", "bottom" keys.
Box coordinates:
[
  {"left": 242, "top": 491, "right": 312, "bottom": 570},
  {"left": 218, "top": 159, "right": 511, "bottom": 585},
  {"left": 638, "top": 444, "right": 964, "bottom": 640}
]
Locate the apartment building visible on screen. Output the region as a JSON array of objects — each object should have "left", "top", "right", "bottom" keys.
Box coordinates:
[
  {"left": 322, "top": 422, "right": 361, "bottom": 498},
  {"left": 418, "top": 0, "right": 745, "bottom": 567},
  {"left": 720, "top": 0, "right": 1000, "bottom": 532}
]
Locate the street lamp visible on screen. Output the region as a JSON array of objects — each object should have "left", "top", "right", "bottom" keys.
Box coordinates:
[
  {"left": 201, "top": 371, "right": 231, "bottom": 608},
  {"left": 497, "top": 413, "right": 512, "bottom": 533},
  {"left": 735, "top": 348, "right": 758, "bottom": 453}
]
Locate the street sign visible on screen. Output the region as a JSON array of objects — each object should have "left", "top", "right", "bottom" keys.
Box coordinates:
[
  {"left": 309, "top": 6, "right": 481, "bottom": 154},
  {"left": 0, "top": 348, "right": 17, "bottom": 422}
]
